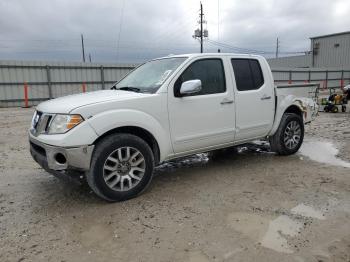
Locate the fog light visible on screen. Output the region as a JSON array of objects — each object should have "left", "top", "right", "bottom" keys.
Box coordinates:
[{"left": 55, "top": 153, "right": 67, "bottom": 165}]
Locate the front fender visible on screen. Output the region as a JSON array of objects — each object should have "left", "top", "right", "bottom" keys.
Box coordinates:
[{"left": 87, "top": 109, "right": 172, "bottom": 161}]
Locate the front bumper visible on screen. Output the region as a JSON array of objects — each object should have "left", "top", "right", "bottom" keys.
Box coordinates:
[{"left": 29, "top": 136, "right": 94, "bottom": 172}]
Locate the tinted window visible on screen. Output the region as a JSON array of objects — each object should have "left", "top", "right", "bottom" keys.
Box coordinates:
[
  {"left": 231, "top": 59, "right": 264, "bottom": 91},
  {"left": 175, "top": 59, "right": 226, "bottom": 96}
]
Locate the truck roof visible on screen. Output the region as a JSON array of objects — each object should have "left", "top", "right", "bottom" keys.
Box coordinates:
[{"left": 160, "top": 53, "right": 264, "bottom": 60}]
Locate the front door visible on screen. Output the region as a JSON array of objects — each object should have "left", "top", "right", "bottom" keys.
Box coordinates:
[{"left": 168, "top": 58, "right": 236, "bottom": 154}]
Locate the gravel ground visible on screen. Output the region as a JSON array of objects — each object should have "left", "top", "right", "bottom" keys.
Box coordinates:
[{"left": 0, "top": 108, "right": 349, "bottom": 262}]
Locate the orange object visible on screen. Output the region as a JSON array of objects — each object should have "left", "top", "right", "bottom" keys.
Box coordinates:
[
  {"left": 288, "top": 79, "right": 292, "bottom": 84},
  {"left": 24, "top": 82, "right": 29, "bottom": 108},
  {"left": 340, "top": 79, "right": 344, "bottom": 89},
  {"left": 82, "top": 83, "right": 86, "bottom": 93},
  {"left": 323, "top": 80, "right": 327, "bottom": 89}
]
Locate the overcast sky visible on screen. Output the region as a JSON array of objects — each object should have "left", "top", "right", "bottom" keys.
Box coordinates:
[{"left": 0, "top": 0, "right": 349, "bottom": 63}]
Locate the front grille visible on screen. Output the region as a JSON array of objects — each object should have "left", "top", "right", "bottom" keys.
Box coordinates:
[{"left": 32, "top": 112, "right": 53, "bottom": 136}]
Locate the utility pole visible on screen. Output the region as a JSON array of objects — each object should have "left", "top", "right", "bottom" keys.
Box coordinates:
[
  {"left": 200, "top": 2, "right": 203, "bottom": 53},
  {"left": 193, "top": 2, "right": 208, "bottom": 53},
  {"left": 275, "top": 37, "right": 280, "bottom": 58},
  {"left": 217, "top": 0, "right": 220, "bottom": 41},
  {"left": 81, "top": 34, "right": 86, "bottom": 63}
]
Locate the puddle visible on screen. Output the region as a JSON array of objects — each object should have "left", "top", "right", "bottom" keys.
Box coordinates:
[
  {"left": 260, "top": 204, "right": 326, "bottom": 254},
  {"left": 299, "top": 141, "right": 350, "bottom": 168},
  {"left": 227, "top": 204, "right": 325, "bottom": 254},
  {"left": 291, "top": 203, "right": 325, "bottom": 220},
  {"left": 261, "top": 215, "right": 303, "bottom": 254}
]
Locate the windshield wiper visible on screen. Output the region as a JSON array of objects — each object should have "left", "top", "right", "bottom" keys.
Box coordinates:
[{"left": 117, "top": 86, "right": 141, "bottom": 93}]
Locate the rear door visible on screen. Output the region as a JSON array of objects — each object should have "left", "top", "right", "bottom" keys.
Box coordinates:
[{"left": 230, "top": 58, "right": 274, "bottom": 141}]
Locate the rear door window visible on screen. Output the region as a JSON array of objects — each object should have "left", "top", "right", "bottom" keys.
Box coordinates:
[{"left": 231, "top": 59, "right": 264, "bottom": 91}]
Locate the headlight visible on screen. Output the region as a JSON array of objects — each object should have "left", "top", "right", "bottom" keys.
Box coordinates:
[
  {"left": 31, "top": 111, "right": 39, "bottom": 128},
  {"left": 48, "top": 114, "right": 84, "bottom": 134}
]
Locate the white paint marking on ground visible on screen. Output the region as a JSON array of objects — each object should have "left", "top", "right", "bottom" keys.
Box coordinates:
[
  {"left": 291, "top": 203, "right": 325, "bottom": 220},
  {"left": 299, "top": 141, "right": 350, "bottom": 168}
]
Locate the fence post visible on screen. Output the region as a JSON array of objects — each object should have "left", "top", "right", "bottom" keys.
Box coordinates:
[
  {"left": 288, "top": 70, "right": 292, "bottom": 84},
  {"left": 23, "top": 82, "right": 29, "bottom": 108},
  {"left": 46, "top": 65, "right": 53, "bottom": 99},
  {"left": 82, "top": 82, "right": 86, "bottom": 93},
  {"left": 340, "top": 70, "right": 344, "bottom": 89},
  {"left": 308, "top": 70, "right": 311, "bottom": 83},
  {"left": 100, "top": 65, "right": 105, "bottom": 90},
  {"left": 325, "top": 70, "right": 329, "bottom": 95}
]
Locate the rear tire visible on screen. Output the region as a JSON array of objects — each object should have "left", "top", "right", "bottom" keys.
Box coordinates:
[
  {"left": 331, "top": 106, "right": 339, "bottom": 113},
  {"left": 87, "top": 133, "right": 154, "bottom": 202},
  {"left": 269, "top": 113, "right": 304, "bottom": 155}
]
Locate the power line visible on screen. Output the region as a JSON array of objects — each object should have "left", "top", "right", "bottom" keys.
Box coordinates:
[{"left": 207, "top": 39, "right": 307, "bottom": 55}]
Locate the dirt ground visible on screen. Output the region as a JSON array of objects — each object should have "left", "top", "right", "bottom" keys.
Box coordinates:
[{"left": 0, "top": 108, "right": 349, "bottom": 262}]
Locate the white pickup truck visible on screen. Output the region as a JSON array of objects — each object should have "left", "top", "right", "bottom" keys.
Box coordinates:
[{"left": 29, "top": 53, "right": 318, "bottom": 201}]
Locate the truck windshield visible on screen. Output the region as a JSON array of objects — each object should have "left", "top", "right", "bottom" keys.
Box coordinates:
[{"left": 115, "top": 57, "right": 187, "bottom": 93}]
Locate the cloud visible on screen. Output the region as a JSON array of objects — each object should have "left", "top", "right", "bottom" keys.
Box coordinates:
[{"left": 0, "top": 0, "right": 349, "bottom": 63}]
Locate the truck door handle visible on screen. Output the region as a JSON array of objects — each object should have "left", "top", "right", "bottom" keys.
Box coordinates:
[
  {"left": 261, "top": 95, "right": 271, "bottom": 100},
  {"left": 220, "top": 98, "right": 234, "bottom": 105}
]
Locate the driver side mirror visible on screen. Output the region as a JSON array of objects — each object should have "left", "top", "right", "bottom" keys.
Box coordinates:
[{"left": 180, "top": 79, "right": 202, "bottom": 96}]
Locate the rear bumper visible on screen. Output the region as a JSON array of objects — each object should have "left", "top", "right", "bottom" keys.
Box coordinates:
[{"left": 29, "top": 136, "right": 94, "bottom": 171}]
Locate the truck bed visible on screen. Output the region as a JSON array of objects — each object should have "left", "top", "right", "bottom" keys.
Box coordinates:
[{"left": 275, "top": 83, "right": 319, "bottom": 101}]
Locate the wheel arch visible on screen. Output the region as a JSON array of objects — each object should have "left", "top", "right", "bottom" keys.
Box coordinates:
[
  {"left": 93, "top": 126, "right": 160, "bottom": 165},
  {"left": 269, "top": 102, "right": 305, "bottom": 136},
  {"left": 284, "top": 104, "right": 303, "bottom": 118}
]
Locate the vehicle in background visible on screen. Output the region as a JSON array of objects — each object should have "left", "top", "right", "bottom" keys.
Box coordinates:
[{"left": 29, "top": 53, "right": 318, "bottom": 201}]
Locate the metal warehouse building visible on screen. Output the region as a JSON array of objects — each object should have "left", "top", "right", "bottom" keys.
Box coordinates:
[{"left": 268, "top": 31, "right": 350, "bottom": 69}]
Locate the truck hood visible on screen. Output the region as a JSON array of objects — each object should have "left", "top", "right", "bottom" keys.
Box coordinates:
[{"left": 36, "top": 90, "right": 146, "bottom": 113}]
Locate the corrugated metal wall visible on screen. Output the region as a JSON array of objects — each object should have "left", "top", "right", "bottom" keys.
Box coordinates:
[
  {"left": 0, "top": 60, "right": 136, "bottom": 107},
  {"left": 312, "top": 33, "right": 350, "bottom": 68}
]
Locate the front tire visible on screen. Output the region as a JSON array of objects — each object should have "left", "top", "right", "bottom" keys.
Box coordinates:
[
  {"left": 269, "top": 113, "right": 304, "bottom": 155},
  {"left": 87, "top": 134, "right": 154, "bottom": 202}
]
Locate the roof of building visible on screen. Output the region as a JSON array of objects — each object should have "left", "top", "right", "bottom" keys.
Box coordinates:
[{"left": 310, "top": 31, "right": 350, "bottom": 39}]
